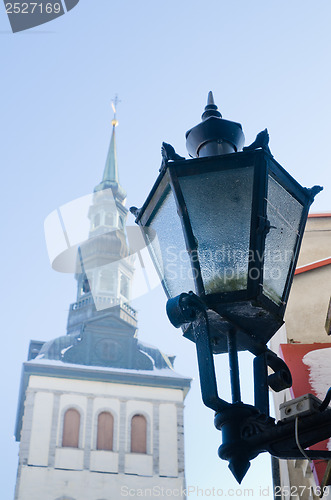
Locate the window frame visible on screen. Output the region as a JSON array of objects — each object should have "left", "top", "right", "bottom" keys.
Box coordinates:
[
  {"left": 93, "top": 407, "right": 118, "bottom": 452},
  {"left": 130, "top": 413, "right": 148, "bottom": 454},
  {"left": 61, "top": 407, "right": 82, "bottom": 449},
  {"left": 96, "top": 411, "right": 114, "bottom": 451}
]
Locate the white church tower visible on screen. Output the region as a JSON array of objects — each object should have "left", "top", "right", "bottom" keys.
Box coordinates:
[{"left": 14, "top": 107, "right": 191, "bottom": 500}]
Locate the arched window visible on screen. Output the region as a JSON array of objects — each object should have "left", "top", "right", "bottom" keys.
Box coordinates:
[
  {"left": 97, "top": 412, "right": 114, "bottom": 451},
  {"left": 62, "top": 408, "right": 80, "bottom": 448},
  {"left": 131, "top": 414, "right": 147, "bottom": 453},
  {"left": 105, "top": 213, "right": 114, "bottom": 226},
  {"left": 120, "top": 274, "right": 129, "bottom": 298},
  {"left": 94, "top": 214, "right": 100, "bottom": 228},
  {"left": 99, "top": 269, "right": 112, "bottom": 291},
  {"left": 82, "top": 275, "right": 90, "bottom": 294}
]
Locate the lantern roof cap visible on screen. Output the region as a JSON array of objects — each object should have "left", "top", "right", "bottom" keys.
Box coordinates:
[{"left": 185, "top": 91, "right": 245, "bottom": 158}]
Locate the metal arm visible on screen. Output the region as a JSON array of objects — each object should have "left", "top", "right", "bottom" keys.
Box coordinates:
[
  {"left": 166, "top": 291, "right": 331, "bottom": 484},
  {"left": 166, "top": 292, "right": 229, "bottom": 412}
]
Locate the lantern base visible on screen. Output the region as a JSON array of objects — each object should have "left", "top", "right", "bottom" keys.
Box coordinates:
[
  {"left": 182, "top": 299, "right": 283, "bottom": 355},
  {"left": 214, "top": 403, "right": 269, "bottom": 483},
  {"left": 214, "top": 402, "right": 331, "bottom": 483},
  {"left": 166, "top": 291, "right": 331, "bottom": 483}
]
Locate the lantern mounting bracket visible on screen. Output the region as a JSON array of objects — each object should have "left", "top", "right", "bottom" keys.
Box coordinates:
[{"left": 167, "top": 291, "right": 331, "bottom": 483}]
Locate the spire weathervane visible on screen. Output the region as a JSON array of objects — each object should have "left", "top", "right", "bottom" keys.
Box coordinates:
[
  {"left": 111, "top": 95, "right": 120, "bottom": 127},
  {"left": 94, "top": 94, "right": 124, "bottom": 191}
]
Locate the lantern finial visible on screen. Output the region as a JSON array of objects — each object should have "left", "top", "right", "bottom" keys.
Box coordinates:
[
  {"left": 201, "top": 91, "right": 222, "bottom": 121},
  {"left": 207, "top": 90, "right": 214, "bottom": 105}
]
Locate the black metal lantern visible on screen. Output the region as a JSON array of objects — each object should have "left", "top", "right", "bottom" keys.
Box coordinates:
[
  {"left": 133, "top": 93, "right": 320, "bottom": 355},
  {"left": 131, "top": 93, "right": 331, "bottom": 483}
]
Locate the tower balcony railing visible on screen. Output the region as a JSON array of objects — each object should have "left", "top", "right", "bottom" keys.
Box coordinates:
[{"left": 70, "top": 294, "right": 137, "bottom": 319}]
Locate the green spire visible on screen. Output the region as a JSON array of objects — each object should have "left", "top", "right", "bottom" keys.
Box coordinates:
[
  {"left": 102, "top": 120, "right": 119, "bottom": 184},
  {"left": 95, "top": 100, "right": 126, "bottom": 200}
]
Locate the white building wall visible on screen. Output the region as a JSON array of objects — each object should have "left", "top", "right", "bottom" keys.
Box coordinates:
[
  {"left": 16, "top": 372, "right": 187, "bottom": 500},
  {"left": 159, "top": 403, "right": 178, "bottom": 477},
  {"left": 27, "top": 375, "right": 183, "bottom": 402},
  {"left": 90, "top": 449, "right": 119, "bottom": 473},
  {"left": 54, "top": 448, "right": 84, "bottom": 471},
  {"left": 28, "top": 391, "right": 53, "bottom": 466},
  {"left": 17, "top": 468, "right": 186, "bottom": 500}
]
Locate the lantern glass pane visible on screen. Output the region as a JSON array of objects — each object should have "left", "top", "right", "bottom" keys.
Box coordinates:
[
  {"left": 263, "top": 176, "right": 303, "bottom": 304},
  {"left": 144, "top": 185, "right": 196, "bottom": 297},
  {"left": 179, "top": 166, "right": 254, "bottom": 294}
]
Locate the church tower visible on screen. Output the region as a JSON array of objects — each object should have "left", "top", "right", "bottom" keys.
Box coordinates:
[
  {"left": 14, "top": 107, "right": 191, "bottom": 500},
  {"left": 73, "top": 109, "right": 135, "bottom": 316}
]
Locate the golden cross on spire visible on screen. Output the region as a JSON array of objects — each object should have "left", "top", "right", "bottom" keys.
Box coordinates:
[{"left": 111, "top": 94, "right": 121, "bottom": 127}]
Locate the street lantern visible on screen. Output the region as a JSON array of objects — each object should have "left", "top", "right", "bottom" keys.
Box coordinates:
[
  {"left": 133, "top": 92, "right": 321, "bottom": 354},
  {"left": 131, "top": 93, "right": 331, "bottom": 483}
]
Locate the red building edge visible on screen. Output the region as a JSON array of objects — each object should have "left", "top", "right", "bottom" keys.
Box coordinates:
[{"left": 279, "top": 343, "right": 331, "bottom": 487}]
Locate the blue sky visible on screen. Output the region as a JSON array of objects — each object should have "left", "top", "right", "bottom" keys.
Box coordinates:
[{"left": 1, "top": 1, "right": 331, "bottom": 498}]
